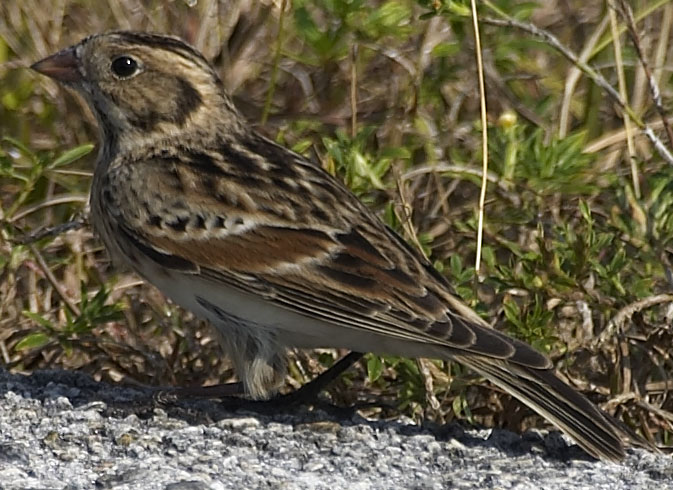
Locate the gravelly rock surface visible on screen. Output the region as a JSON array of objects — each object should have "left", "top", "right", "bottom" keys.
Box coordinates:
[{"left": 0, "top": 369, "right": 671, "bottom": 489}]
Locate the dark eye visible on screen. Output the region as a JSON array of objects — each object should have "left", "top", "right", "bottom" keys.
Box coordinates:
[{"left": 110, "top": 56, "right": 139, "bottom": 78}]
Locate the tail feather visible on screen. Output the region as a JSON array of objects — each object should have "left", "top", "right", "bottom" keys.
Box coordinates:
[{"left": 451, "top": 353, "right": 627, "bottom": 461}]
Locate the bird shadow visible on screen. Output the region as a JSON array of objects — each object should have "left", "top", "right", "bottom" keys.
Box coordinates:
[{"left": 0, "top": 367, "right": 595, "bottom": 464}]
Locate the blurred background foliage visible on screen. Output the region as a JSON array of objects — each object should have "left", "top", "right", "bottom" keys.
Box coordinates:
[{"left": 1, "top": 0, "right": 672, "bottom": 452}]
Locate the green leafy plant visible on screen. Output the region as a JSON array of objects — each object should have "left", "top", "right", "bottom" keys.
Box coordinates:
[{"left": 16, "top": 283, "right": 124, "bottom": 353}]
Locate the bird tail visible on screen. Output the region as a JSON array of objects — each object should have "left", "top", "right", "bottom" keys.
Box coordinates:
[{"left": 451, "top": 353, "right": 629, "bottom": 462}]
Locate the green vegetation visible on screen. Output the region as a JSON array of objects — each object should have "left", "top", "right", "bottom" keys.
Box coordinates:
[{"left": 1, "top": 0, "right": 671, "bottom": 449}]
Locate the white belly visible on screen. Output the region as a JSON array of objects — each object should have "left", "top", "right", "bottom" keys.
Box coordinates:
[{"left": 137, "top": 261, "right": 448, "bottom": 360}]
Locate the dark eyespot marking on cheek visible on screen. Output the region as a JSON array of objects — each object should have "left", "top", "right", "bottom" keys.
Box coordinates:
[
  {"left": 119, "top": 75, "right": 202, "bottom": 132},
  {"left": 174, "top": 77, "right": 203, "bottom": 126},
  {"left": 124, "top": 77, "right": 203, "bottom": 132}
]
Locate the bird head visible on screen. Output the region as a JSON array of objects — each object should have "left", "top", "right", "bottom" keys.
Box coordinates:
[{"left": 32, "top": 31, "right": 241, "bottom": 152}]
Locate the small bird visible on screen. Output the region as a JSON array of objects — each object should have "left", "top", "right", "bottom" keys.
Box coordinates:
[{"left": 32, "top": 31, "right": 631, "bottom": 461}]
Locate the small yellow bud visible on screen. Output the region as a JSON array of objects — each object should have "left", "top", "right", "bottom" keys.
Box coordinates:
[{"left": 498, "top": 110, "right": 517, "bottom": 129}]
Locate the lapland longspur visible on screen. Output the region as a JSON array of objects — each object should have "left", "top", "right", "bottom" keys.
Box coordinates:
[{"left": 32, "top": 31, "right": 634, "bottom": 461}]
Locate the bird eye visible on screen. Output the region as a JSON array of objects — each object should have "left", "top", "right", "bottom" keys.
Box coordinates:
[{"left": 110, "top": 56, "right": 139, "bottom": 78}]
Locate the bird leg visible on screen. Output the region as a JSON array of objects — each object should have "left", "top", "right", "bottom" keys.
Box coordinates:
[
  {"left": 268, "top": 351, "right": 364, "bottom": 405},
  {"left": 154, "top": 351, "right": 364, "bottom": 406},
  {"left": 153, "top": 381, "right": 245, "bottom": 403}
]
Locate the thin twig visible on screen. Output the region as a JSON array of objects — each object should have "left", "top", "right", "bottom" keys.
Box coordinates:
[
  {"left": 636, "top": 399, "right": 673, "bottom": 425},
  {"left": 9, "top": 194, "right": 88, "bottom": 223},
  {"left": 608, "top": 0, "right": 640, "bottom": 198},
  {"left": 393, "top": 166, "right": 427, "bottom": 260},
  {"left": 350, "top": 43, "right": 358, "bottom": 138},
  {"left": 596, "top": 294, "right": 673, "bottom": 347},
  {"left": 617, "top": 0, "right": 673, "bottom": 150},
  {"left": 591, "top": 0, "right": 672, "bottom": 56},
  {"left": 481, "top": 4, "right": 673, "bottom": 166},
  {"left": 28, "top": 244, "right": 80, "bottom": 316},
  {"left": 559, "top": 16, "right": 609, "bottom": 138},
  {"left": 482, "top": 10, "right": 623, "bottom": 108},
  {"left": 471, "top": 0, "right": 488, "bottom": 274},
  {"left": 16, "top": 217, "right": 87, "bottom": 245},
  {"left": 401, "top": 162, "right": 512, "bottom": 192},
  {"left": 585, "top": 116, "right": 673, "bottom": 153},
  {"left": 653, "top": 2, "right": 673, "bottom": 86},
  {"left": 261, "top": 0, "right": 286, "bottom": 126}
]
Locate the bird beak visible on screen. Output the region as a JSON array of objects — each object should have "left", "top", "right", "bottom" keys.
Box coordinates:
[{"left": 31, "top": 47, "right": 82, "bottom": 84}]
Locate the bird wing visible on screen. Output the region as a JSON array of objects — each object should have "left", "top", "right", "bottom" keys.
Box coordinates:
[{"left": 105, "top": 136, "right": 552, "bottom": 371}]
